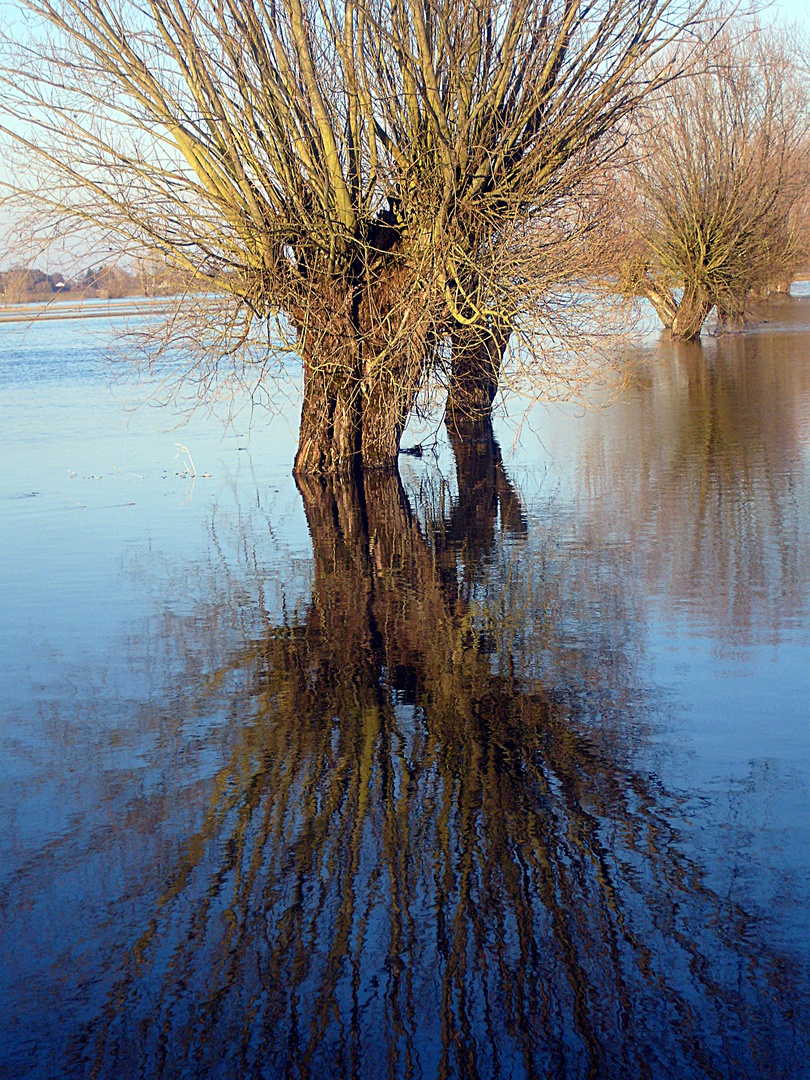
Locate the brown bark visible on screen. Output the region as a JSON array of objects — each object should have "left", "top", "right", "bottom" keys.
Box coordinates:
[
  {"left": 445, "top": 323, "right": 510, "bottom": 438},
  {"left": 670, "top": 284, "right": 712, "bottom": 341},
  {"left": 295, "top": 350, "right": 421, "bottom": 476},
  {"left": 293, "top": 346, "right": 361, "bottom": 475},
  {"left": 643, "top": 283, "right": 679, "bottom": 330},
  {"left": 292, "top": 274, "right": 430, "bottom": 476},
  {"left": 292, "top": 293, "right": 364, "bottom": 476},
  {"left": 358, "top": 291, "right": 431, "bottom": 471}
]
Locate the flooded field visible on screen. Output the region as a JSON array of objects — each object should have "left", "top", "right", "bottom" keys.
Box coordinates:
[{"left": 1, "top": 298, "right": 810, "bottom": 1078}]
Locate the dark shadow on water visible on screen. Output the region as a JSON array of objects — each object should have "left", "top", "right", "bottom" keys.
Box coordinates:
[{"left": 68, "top": 418, "right": 809, "bottom": 1080}]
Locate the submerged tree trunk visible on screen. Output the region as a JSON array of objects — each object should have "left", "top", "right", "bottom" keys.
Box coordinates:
[
  {"left": 445, "top": 322, "right": 510, "bottom": 438},
  {"left": 294, "top": 338, "right": 362, "bottom": 476}
]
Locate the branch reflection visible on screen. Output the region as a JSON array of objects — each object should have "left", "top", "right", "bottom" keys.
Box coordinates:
[{"left": 84, "top": 420, "right": 804, "bottom": 1079}]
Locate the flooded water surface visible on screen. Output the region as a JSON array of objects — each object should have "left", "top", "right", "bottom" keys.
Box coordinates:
[{"left": 2, "top": 299, "right": 810, "bottom": 1079}]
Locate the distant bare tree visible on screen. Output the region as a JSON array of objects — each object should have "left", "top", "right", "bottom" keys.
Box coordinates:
[
  {"left": 617, "top": 23, "right": 810, "bottom": 340},
  {"left": 1, "top": 0, "right": 704, "bottom": 471}
]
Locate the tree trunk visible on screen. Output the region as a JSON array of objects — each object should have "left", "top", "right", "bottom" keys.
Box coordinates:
[
  {"left": 445, "top": 322, "right": 510, "bottom": 438},
  {"left": 292, "top": 276, "right": 430, "bottom": 476},
  {"left": 670, "top": 284, "right": 712, "bottom": 341},
  {"left": 293, "top": 326, "right": 364, "bottom": 476},
  {"left": 359, "top": 320, "right": 429, "bottom": 471},
  {"left": 644, "top": 284, "right": 679, "bottom": 329},
  {"left": 621, "top": 265, "right": 678, "bottom": 330}
]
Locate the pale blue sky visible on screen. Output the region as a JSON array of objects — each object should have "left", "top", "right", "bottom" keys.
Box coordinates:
[{"left": 768, "top": 0, "right": 810, "bottom": 27}]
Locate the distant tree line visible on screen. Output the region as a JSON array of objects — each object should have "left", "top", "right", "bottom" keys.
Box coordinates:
[{"left": 0, "top": 261, "right": 201, "bottom": 303}]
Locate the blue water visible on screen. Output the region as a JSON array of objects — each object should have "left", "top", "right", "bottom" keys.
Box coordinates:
[{"left": 1, "top": 301, "right": 809, "bottom": 1078}]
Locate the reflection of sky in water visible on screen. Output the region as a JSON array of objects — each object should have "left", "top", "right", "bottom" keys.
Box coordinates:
[
  {"left": 1, "top": 304, "right": 810, "bottom": 1077},
  {"left": 0, "top": 316, "right": 308, "bottom": 695}
]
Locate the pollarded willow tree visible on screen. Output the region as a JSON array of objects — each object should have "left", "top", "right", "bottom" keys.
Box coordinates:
[
  {"left": 617, "top": 23, "right": 810, "bottom": 340},
  {"left": 1, "top": 0, "right": 704, "bottom": 473}
]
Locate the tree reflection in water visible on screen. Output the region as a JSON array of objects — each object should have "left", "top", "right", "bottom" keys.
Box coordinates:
[
  {"left": 81, "top": 421, "right": 805, "bottom": 1080},
  {"left": 573, "top": 328, "right": 810, "bottom": 640}
]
